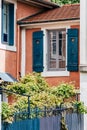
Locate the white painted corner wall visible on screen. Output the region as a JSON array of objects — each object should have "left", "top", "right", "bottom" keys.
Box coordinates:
[{"left": 80, "top": 0, "right": 87, "bottom": 130}]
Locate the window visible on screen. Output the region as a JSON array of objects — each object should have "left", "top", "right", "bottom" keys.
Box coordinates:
[
  {"left": 2, "top": 2, "right": 14, "bottom": 46},
  {"left": 47, "top": 29, "right": 66, "bottom": 71},
  {"left": 32, "top": 29, "right": 78, "bottom": 76},
  {"left": 3, "top": 3, "right": 9, "bottom": 42}
]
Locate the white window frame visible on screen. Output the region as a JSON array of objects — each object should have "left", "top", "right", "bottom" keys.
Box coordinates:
[
  {"left": 0, "top": 0, "right": 17, "bottom": 52},
  {"left": 41, "top": 27, "right": 70, "bottom": 77},
  {"left": 47, "top": 29, "right": 66, "bottom": 71}
]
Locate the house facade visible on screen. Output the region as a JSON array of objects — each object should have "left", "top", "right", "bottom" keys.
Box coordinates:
[
  {"left": 0, "top": 0, "right": 57, "bottom": 80},
  {"left": 18, "top": 4, "right": 80, "bottom": 88},
  {"left": 0, "top": 0, "right": 80, "bottom": 88},
  {"left": 0, "top": 0, "right": 87, "bottom": 130}
]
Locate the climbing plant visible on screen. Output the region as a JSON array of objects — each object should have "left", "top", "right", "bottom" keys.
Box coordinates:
[{"left": 2, "top": 73, "right": 87, "bottom": 122}]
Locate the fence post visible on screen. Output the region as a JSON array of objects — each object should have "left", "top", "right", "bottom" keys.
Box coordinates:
[
  {"left": 28, "top": 96, "right": 30, "bottom": 119},
  {"left": 0, "top": 86, "right": 2, "bottom": 130}
]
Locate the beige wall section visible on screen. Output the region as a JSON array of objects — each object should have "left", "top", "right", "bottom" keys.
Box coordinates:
[{"left": 0, "top": 50, "right": 5, "bottom": 72}]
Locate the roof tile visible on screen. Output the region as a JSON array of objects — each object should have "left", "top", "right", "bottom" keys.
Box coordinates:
[{"left": 18, "top": 4, "right": 80, "bottom": 24}]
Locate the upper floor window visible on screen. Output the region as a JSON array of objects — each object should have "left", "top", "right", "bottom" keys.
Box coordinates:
[
  {"left": 2, "top": 2, "right": 14, "bottom": 46},
  {"left": 47, "top": 29, "right": 66, "bottom": 71}
]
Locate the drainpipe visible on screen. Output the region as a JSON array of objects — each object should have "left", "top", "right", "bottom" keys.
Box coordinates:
[{"left": 80, "top": 0, "right": 87, "bottom": 130}]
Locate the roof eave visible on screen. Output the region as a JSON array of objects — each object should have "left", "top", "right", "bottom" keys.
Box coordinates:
[
  {"left": 17, "top": 0, "right": 59, "bottom": 9},
  {"left": 17, "top": 18, "right": 80, "bottom": 26}
]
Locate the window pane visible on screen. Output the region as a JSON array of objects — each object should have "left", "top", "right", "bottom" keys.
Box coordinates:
[
  {"left": 59, "top": 31, "right": 66, "bottom": 69},
  {"left": 48, "top": 29, "right": 66, "bottom": 71},
  {"left": 49, "top": 31, "right": 57, "bottom": 69},
  {"left": 3, "top": 4, "right": 9, "bottom": 34}
]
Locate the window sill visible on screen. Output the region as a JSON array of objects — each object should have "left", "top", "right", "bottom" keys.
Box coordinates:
[
  {"left": 0, "top": 44, "right": 16, "bottom": 52},
  {"left": 41, "top": 71, "right": 70, "bottom": 77}
]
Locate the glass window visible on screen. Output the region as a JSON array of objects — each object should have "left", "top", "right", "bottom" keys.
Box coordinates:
[
  {"left": 2, "top": 2, "right": 14, "bottom": 46},
  {"left": 47, "top": 29, "right": 66, "bottom": 71},
  {"left": 3, "top": 3, "right": 9, "bottom": 42}
]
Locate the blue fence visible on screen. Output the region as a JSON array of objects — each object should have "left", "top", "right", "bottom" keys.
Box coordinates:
[{"left": 2, "top": 114, "right": 83, "bottom": 130}]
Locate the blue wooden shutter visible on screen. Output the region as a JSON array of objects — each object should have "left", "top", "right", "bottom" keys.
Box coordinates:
[
  {"left": 33, "top": 31, "right": 43, "bottom": 72},
  {"left": 67, "top": 28, "right": 78, "bottom": 71},
  {"left": 1, "top": 0, "right": 3, "bottom": 43},
  {"left": 9, "top": 3, "right": 14, "bottom": 46}
]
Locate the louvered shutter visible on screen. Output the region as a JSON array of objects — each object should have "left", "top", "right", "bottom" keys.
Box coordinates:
[
  {"left": 9, "top": 3, "right": 14, "bottom": 46},
  {"left": 33, "top": 31, "right": 44, "bottom": 72},
  {"left": 67, "top": 28, "right": 78, "bottom": 71}
]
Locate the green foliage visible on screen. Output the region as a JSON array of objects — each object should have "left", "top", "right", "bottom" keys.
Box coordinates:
[
  {"left": 2, "top": 102, "right": 15, "bottom": 123},
  {"left": 73, "top": 101, "right": 87, "bottom": 113},
  {"left": 51, "top": 82, "right": 76, "bottom": 99},
  {"left": 7, "top": 73, "right": 49, "bottom": 96},
  {"left": 2, "top": 73, "right": 86, "bottom": 123},
  {"left": 51, "top": 0, "right": 80, "bottom": 5}
]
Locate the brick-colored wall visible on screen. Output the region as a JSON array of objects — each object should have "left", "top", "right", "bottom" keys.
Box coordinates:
[
  {"left": 5, "top": 51, "right": 17, "bottom": 78},
  {"left": 16, "top": 2, "right": 42, "bottom": 20},
  {"left": 0, "top": 49, "right": 17, "bottom": 78}
]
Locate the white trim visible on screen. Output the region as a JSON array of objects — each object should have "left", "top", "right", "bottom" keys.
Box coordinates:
[
  {"left": 0, "top": 45, "right": 16, "bottom": 51},
  {"left": 41, "top": 26, "right": 70, "bottom": 77},
  {"left": 80, "top": 1, "right": 87, "bottom": 130},
  {"left": 0, "top": 0, "right": 17, "bottom": 52},
  {"left": 80, "top": 0, "right": 87, "bottom": 65},
  {"left": 20, "top": 20, "right": 80, "bottom": 28},
  {"left": 21, "top": 28, "right": 26, "bottom": 77},
  {"left": 42, "top": 71, "right": 69, "bottom": 77}
]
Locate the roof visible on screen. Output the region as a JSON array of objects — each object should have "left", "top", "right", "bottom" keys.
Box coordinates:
[
  {"left": 18, "top": 4, "right": 80, "bottom": 25},
  {"left": 17, "top": 0, "right": 59, "bottom": 9},
  {"left": 0, "top": 72, "right": 18, "bottom": 83}
]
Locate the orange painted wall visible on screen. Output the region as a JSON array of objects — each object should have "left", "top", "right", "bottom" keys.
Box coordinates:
[
  {"left": 16, "top": 2, "right": 42, "bottom": 20},
  {"left": 0, "top": 49, "right": 17, "bottom": 78},
  {"left": 25, "top": 25, "right": 80, "bottom": 88},
  {"left": 5, "top": 51, "right": 17, "bottom": 78}
]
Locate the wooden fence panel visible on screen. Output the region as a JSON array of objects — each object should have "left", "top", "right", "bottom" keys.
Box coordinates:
[
  {"left": 2, "top": 114, "right": 84, "bottom": 130},
  {"left": 2, "top": 118, "right": 39, "bottom": 130},
  {"left": 66, "top": 113, "right": 84, "bottom": 130},
  {"left": 40, "top": 115, "right": 61, "bottom": 130}
]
